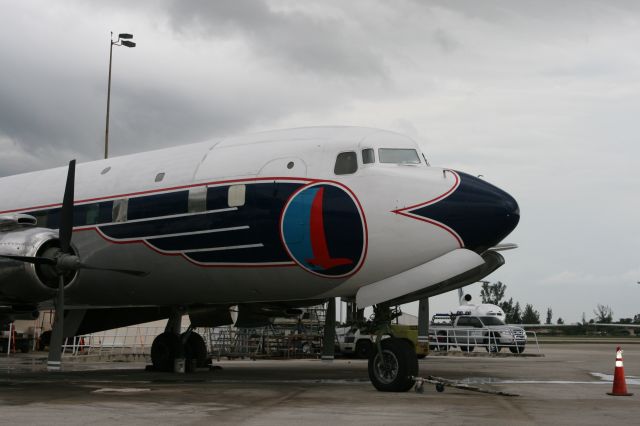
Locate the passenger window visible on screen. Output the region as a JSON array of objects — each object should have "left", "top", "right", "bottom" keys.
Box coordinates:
[
  {"left": 112, "top": 199, "right": 128, "bottom": 223},
  {"left": 228, "top": 185, "right": 246, "bottom": 207},
  {"left": 334, "top": 152, "right": 358, "bottom": 175},
  {"left": 128, "top": 191, "right": 188, "bottom": 220},
  {"left": 362, "top": 148, "right": 375, "bottom": 164},
  {"left": 188, "top": 187, "right": 207, "bottom": 213}
]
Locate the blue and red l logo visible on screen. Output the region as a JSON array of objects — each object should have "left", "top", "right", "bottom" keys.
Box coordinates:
[{"left": 281, "top": 182, "right": 366, "bottom": 278}]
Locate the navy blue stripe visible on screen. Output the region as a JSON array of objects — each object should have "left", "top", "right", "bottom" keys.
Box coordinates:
[
  {"left": 100, "top": 210, "right": 243, "bottom": 239},
  {"left": 186, "top": 245, "right": 289, "bottom": 264},
  {"left": 98, "top": 181, "right": 304, "bottom": 264},
  {"left": 148, "top": 228, "right": 254, "bottom": 251}
]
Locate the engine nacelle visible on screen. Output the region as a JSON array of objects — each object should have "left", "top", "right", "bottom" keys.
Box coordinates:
[{"left": 0, "top": 227, "right": 76, "bottom": 303}]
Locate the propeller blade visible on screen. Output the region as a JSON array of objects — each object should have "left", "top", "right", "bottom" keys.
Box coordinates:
[
  {"left": 59, "top": 159, "right": 76, "bottom": 254},
  {"left": 0, "top": 254, "right": 56, "bottom": 266},
  {"left": 77, "top": 263, "right": 149, "bottom": 277}
]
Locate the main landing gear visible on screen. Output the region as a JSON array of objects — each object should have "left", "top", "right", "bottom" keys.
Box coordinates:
[
  {"left": 150, "top": 313, "right": 208, "bottom": 372},
  {"left": 366, "top": 304, "right": 418, "bottom": 392}
]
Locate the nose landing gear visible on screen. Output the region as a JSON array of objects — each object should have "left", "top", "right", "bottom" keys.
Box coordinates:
[
  {"left": 366, "top": 304, "right": 418, "bottom": 392},
  {"left": 368, "top": 337, "right": 418, "bottom": 392}
]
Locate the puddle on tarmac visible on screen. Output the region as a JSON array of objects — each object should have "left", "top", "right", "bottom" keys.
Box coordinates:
[{"left": 92, "top": 387, "right": 151, "bottom": 394}]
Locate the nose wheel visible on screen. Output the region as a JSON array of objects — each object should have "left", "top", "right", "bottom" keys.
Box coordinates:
[{"left": 368, "top": 338, "right": 418, "bottom": 392}]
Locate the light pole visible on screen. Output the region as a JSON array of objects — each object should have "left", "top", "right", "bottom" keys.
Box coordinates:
[{"left": 105, "top": 32, "right": 136, "bottom": 159}]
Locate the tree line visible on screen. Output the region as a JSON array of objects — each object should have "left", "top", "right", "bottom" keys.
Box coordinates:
[{"left": 478, "top": 282, "right": 639, "bottom": 325}]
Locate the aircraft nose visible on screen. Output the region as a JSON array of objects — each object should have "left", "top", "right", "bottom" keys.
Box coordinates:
[
  {"left": 403, "top": 171, "right": 520, "bottom": 253},
  {"left": 449, "top": 172, "right": 520, "bottom": 252}
]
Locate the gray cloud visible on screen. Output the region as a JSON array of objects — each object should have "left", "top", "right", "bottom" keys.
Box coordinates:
[{"left": 165, "top": 0, "right": 388, "bottom": 78}]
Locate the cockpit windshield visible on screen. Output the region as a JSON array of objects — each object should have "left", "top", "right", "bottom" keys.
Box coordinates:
[
  {"left": 378, "top": 148, "right": 421, "bottom": 164},
  {"left": 479, "top": 316, "right": 505, "bottom": 326}
]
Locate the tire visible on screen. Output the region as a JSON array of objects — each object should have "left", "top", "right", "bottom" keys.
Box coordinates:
[
  {"left": 182, "top": 332, "right": 208, "bottom": 368},
  {"left": 38, "top": 330, "right": 51, "bottom": 351},
  {"left": 368, "top": 338, "right": 418, "bottom": 392},
  {"left": 460, "top": 345, "right": 474, "bottom": 353},
  {"left": 436, "top": 332, "right": 448, "bottom": 351},
  {"left": 485, "top": 334, "right": 500, "bottom": 353},
  {"left": 509, "top": 345, "right": 525, "bottom": 354},
  {"left": 151, "top": 332, "right": 182, "bottom": 372},
  {"left": 355, "top": 339, "right": 373, "bottom": 359}
]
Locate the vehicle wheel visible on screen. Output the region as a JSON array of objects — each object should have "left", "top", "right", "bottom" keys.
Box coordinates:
[
  {"left": 460, "top": 345, "right": 474, "bottom": 353},
  {"left": 182, "top": 331, "right": 208, "bottom": 368},
  {"left": 368, "top": 338, "right": 418, "bottom": 392},
  {"left": 485, "top": 334, "right": 500, "bottom": 353},
  {"left": 151, "top": 332, "right": 182, "bottom": 372},
  {"left": 355, "top": 339, "right": 373, "bottom": 359},
  {"left": 38, "top": 330, "right": 51, "bottom": 351},
  {"left": 509, "top": 345, "right": 525, "bottom": 354},
  {"left": 436, "top": 332, "right": 448, "bottom": 351}
]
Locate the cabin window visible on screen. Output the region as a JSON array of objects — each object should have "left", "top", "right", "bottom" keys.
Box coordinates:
[
  {"left": 228, "top": 185, "right": 246, "bottom": 207},
  {"left": 112, "top": 199, "right": 128, "bottom": 223},
  {"left": 362, "top": 148, "right": 375, "bottom": 164},
  {"left": 36, "top": 209, "right": 61, "bottom": 229},
  {"left": 206, "top": 186, "right": 230, "bottom": 211},
  {"left": 378, "top": 148, "right": 420, "bottom": 164},
  {"left": 155, "top": 172, "right": 165, "bottom": 182},
  {"left": 188, "top": 187, "right": 207, "bottom": 213},
  {"left": 128, "top": 191, "right": 189, "bottom": 220},
  {"left": 334, "top": 151, "right": 358, "bottom": 175},
  {"left": 74, "top": 201, "right": 114, "bottom": 226}
]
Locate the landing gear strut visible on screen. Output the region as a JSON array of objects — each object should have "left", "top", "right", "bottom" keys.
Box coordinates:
[{"left": 366, "top": 304, "right": 418, "bottom": 392}]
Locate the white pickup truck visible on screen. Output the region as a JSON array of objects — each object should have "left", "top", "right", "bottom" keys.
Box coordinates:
[{"left": 429, "top": 304, "right": 527, "bottom": 353}]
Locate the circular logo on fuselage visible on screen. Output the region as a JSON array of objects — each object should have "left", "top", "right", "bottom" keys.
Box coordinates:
[{"left": 280, "top": 182, "right": 367, "bottom": 278}]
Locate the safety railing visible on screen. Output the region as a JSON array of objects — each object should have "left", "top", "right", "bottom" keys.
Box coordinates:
[
  {"left": 419, "top": 328, "right": 540, "bottom": 355},
  {"left": 60, "top": 325, "right": 324, "bottom": 359}
]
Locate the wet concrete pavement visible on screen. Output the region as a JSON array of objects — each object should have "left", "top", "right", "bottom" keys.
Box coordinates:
[{"left": 0, "top": 343, "right": 639, "bottom": 425}]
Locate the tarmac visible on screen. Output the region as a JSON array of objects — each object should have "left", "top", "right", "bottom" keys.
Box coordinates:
[{"left": 0, "top": 343, "right": 639, "bottom": 425}]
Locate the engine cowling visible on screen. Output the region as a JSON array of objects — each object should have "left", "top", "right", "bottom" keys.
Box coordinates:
[{"left": 0, "top": 227, "right": 77, "bottom": 303}]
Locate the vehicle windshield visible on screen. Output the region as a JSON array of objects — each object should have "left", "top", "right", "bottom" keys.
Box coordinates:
[
  {"left": 378, "top": 148, "right": 420, "bottom": 164},
  {"left": 479, "top": 316, "right": 505, "bottom": 326}
]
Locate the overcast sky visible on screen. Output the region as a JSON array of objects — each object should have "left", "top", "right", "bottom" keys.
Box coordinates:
[{"left": 1, "top": 0, "right": 639, "bottom": 322}]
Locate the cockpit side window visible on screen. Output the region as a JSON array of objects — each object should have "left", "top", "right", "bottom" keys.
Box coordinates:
[
  {"left": 362, "top": 148, "right": 375, "bottom": 164},
  {"left": 378, "top": 148, "right": 421, "bottom": 164},
  {"left": 334, "top": 151, "right": 358, "bottom": 175}
]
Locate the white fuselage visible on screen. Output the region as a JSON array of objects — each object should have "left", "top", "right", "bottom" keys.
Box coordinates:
[{"left": 0, "top": 127, "right": 518, "bottom": 308}]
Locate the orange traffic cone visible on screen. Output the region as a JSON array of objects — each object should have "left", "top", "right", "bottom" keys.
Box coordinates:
[{"left": 607, "top": 346, "right": 633, "bottom": 396}]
